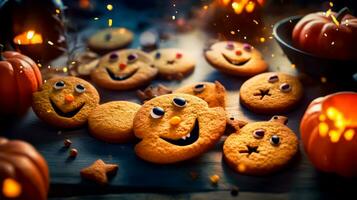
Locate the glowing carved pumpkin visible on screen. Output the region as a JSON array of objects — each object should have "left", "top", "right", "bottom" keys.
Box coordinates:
[
  {"left": 218, "top": 0, "right": 265, "bottom": 14},
  {"left": 300, "top": 92, "right": 357, "bottom": 177},
  {"left": 0, "top": 137, "right": 49, "bottom": 200}
]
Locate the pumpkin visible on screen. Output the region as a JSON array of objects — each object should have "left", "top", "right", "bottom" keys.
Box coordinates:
[
  {"left": 292, "top": 7, "right": 357, "bottom": 60},
  {"left": 0, "top": 137, "right": 49, "bottom": 200},
  {"left": 300, "top": 92, "right": 357, "bottom": 177},
  {"left": 0, "top": 44, "right": 42, "bottom": 116}
]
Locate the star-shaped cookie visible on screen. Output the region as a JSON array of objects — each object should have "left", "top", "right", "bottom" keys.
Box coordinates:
[{"left": 80, "top": 159, "right": 118, "bottom": 185}]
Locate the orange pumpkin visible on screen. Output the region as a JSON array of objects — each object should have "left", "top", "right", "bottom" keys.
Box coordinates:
[
  {"left": 300, "top": 92, "right": 357, "bottom": 177},
  {"left": 292, "top": 8, "right": 357, "bottom": 60},
  {"left": 0, "top": 44, "right": 42, "bottom": 116},
  {"left": 0, "top": 137, "right": 49, "bottom": 200}
]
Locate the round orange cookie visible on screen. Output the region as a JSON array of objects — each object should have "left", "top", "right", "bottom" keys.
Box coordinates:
[
  {"left": 91, "top": 49, "right": 158, "bottom": 90},
  {"left": 133, "top": 94, "right": 226, "bottom": 164},
  {"left": 88, "top": 101, "right": 141, "bottom": 143},
  {"left": 205, "top": 41, "right": 268, "bottom": 76},
  {"left": 174, "top": 81, "right": 226, "bottom": 108},
  {"left": 223, "top": 116, "right": 298, "bottom": 175},
  {"left": 32, "top": 76, "right": 100, "bottom": 129},
  {"left": 240, "top": 72, "right": 303, "bottom": 114}
]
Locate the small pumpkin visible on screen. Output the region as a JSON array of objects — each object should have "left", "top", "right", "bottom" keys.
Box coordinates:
[
  {"left": 0, "top": 44, "right": 42, "bottom": 116},
  {"left": 292, "top": 7, "right": 357, "bottom": 60},
  {"left": 300, "top": 92, "right": 357, "bottom": 177},
  {"left": 0, "top": 137, "right": 49, "bottom": 200}
]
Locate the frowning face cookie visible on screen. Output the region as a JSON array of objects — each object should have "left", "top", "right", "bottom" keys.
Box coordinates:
[
  {"left": 133, "top": 94, "right": 226, "bottom": 164},
  {"left": 91, "top": 49, "right": 158, "bottom": 90},
  {"left": 223, "top": 116, "right": 298, "bottom": 175},
  {"left": 205, "top": 41, "right": 268, "bottom": 76},
  {"left": 174, "top": 81, "right": 226, "bottom": 108},
  {"left": 32, "top": 76, "right": 100, "bottom": 129},
  {"left": 150, "top": 48, "right": 195, "bottom": 80},
  {"left": 240, "top": 72, "right": 303, "bottom": 114}
]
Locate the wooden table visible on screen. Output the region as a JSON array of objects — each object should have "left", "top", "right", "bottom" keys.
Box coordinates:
[{"left": 1, "top": 1, "right": 356, "bottom": 199}]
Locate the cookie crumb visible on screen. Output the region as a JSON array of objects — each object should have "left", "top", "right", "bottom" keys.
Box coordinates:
[
  {"left": 80, "top": 159, "right": 118, "bottom": 185},
  {"left": 69, "top": 148, "right": 78, "bottom": 157},
  {"left": 137, "top": 84, "right": 172, "bottom": 102},
  {"left": 64, "top": 139, "right": 72, "bottom": 147},
  {"left": 230, "top": 186, "right": 239, "bottom": 196},
  {"left": 210, "top": 174, "right": 220, "bottom": 185}
]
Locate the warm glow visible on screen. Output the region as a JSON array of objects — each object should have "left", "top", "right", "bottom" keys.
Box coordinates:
[
  {"left": 245, "top": 1, "right": 255, "bottom": 13},
  {"left": 329, "top": 130, "right": 340, "bottom": 143},
  {"left": 344, "top": 129, "right": 355, "bottom": 141},
  {"left": 319, "top": 114, "right": 326, "bottom": 121},
  {"left": 108, "top": 19, "right": 113, "bottom": 27},
  {"left": 319, "top": 122, "right": 329, "bottom": 137},
  {"left": 238, "top": 163, "right": 246, "bottom": 172},
  {"left": 106, "top": 4, "right": 113, "bottom": 11},
  {"left": 13, "top": 30, "right": 43, "bottom": 45},
  {"left": 219, "top": 0, "right": 265, "bottom": 14},
  {"left": 79, "top": 0, "right": 90, "bottom": 9},
  {"left": 221, "top": 0, "right": 231, "bottom": 6},
  {"left": 2, "top": 178, "right": 22, "bottom": 198},
  {"left": 231, "top": 2, "right": 244, "bottom": 14}
]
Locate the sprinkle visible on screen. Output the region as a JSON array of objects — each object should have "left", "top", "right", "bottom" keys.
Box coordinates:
[
  {"left": 108, "top": 19, "right": 113, "bottom": 27},
  {"left": 331, "top": 41, "right": 335, "bottom": 46},
  {"left": 94, "top": 17, "right": 99, "bottom": 20},
  {"left": 260, "top": 37, "right": 265, "bottom": 43},
  {"left": 329, "top": 2, "right": 333, "bottom": 7},
  {"left": 106, "top": 4, "right": 113, "bottom": 11},
  {"left": 324, "top": 33, "right": 328, "bottom": 37},
  {"left": 172, "top": 15, "right": 176, "bottom": 20},
  {"left": 48, "top": 41, "right": 54, "bottom": 45},
  {"left": 331, "top": 15, "right": 339, "bottom": 26},
  {"left": 210, "top": 174, "right": 220, "bottom": 185},
  {"left": 230, "top": 30, "right": 235, "bottom": 35},
  {"left": 55, "top": 9, "right": 61, "bottom": 14},
  {"left": 62, "top": 67, "right": 68, "bottom": 73},
  {"left": 69, "top": 148, "right": 78, "bottom": 157},
  {"left": 253, "top": 19, "right": 259, "bottom": 25}
]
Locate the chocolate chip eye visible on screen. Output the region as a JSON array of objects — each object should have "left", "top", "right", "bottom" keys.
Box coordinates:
[
  {"left": 53, "top": 81, "right": 65, "bottom": 90},
  {"left": 127, "top": 53, "right": 138, "bottom": 63},
  {"left": 155, "top": 52, "right": 161, "bottom": 59},
  {"left": 193, "top": 84, "right": 205, "bottom": 93},
  {"left": 279, "top": 83, "right": 292, "bottom": 93},
  {"left": 172, "top": 97, "right": 187, "bottom": 108},
  {"left": 243, "top": 43, "right": 252, "bottom": 51},
  {"left": 109, "top": 53, "right": 119, "bottom": 62},
  {"left": 226, "top": 42, "right": 235, "bottom": 50},
  {"left": 270, "top": 135, "right": 280, "bottom": 146},
  {"left": 150, "top": 106, "right": 165, "bottom": 119},
  {"left": 268, "top": 74, "right": 279, "bottom": 83},
  {"left": 75, "top": 84, "right": 86, "bottom": 93},
  {"left": 253, "top": 129, "right": 265, "bottom": 139}
]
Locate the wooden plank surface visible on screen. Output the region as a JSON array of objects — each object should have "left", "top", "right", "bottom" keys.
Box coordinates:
[{"left": 1, "top": 1, "right": 356, "bottom": 199}]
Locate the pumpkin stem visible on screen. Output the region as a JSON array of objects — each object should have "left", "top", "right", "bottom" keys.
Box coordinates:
[
  {"left": 0, "top": 44, "right": 4, "bottom": 61},
  {"left": 336, "top": 7, "right": 351, "bottom": 22}
]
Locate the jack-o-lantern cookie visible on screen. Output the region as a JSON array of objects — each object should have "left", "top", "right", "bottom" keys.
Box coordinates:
[
  {"left": 205, "top": 41, "right": 268, "bottom": 76},
  {"left": 32, "top": 76, "right": 100, "bottom": 129},
  {"left": 88, "top": 101, "right": 141, "bottom": 143},
  {"left": 223, "top": 116, "right": 298, "bottom": 175},
  {"left": 174, "top": 81, "right": 226, "bottom": 108},
  {"left": 133, "top": 94, "right": 226, "bottom": 164},
  {"left": 91, "top": 49, "right": 158, "bottom": 90},
  {"left": 240, "top": 72, "right": 303, "bottom": 114},
  {"left": 150, "top": 48, "right": 195, "bottom": 80},
  {"left": 88, "top": 28, "right": 133, "bottom": 53}
]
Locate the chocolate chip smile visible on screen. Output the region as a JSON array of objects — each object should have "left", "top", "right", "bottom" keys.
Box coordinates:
[
  {"left": 239, "top": 145, "right": 259, "bottom": 156},
  {"left": 50, "top": 99, "right": 85, "bottom": 118},
  {"left": 222, "top": 54, "right": 250, "bottom": 66},
  {"left": 160, "top": 119, "right": 199, "bottom": 146},
  {"left": 106, "top": 68, "right": 138, "bottom": 81}
]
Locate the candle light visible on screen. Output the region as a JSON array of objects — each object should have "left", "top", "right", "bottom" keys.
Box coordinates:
[{"left": 13, "top": 30, "right": 43, "bottom": 45}]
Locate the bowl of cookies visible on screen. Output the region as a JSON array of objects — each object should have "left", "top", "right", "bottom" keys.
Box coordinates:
[{"left": 273, "top": 8, "right": 357, "bottom": 84}]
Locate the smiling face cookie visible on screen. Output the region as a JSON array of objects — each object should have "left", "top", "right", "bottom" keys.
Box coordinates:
[
  {"left": 91, "top": 49, "right": 158, "bottom": 90},
  {"left": 205, "top": 41, "right": 268, "bottom": 76},
  {"left": 240, "top": 72, "right": 303, "bottom": 114},
  {"left": 32, "top": 77, "right": 100, "bottom": 129},
  {"left": 223, "top": 116, "right": 298, "bottom": 175},
  {"left": 133, "top": 94, "right": 226, "bottom": 164},
  {"left": 174, "top": 81, "right": 226, "bottom": 108},
  {"left": 150, "top": 48, "right": 195, "bottom": 80},
  {"left": 88, "top": 28, "right": 133, "bottom": 53}
]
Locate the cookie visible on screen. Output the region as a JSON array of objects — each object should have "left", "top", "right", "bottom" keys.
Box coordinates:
[
  {"left": 239, "top": 72, "right": 303, "bottom": 114},
  {"left": 32, "top": 76, "right": 100, "bottom": 129},
  {"left": 205, "top": 41, "right": 268, "bottom": 76},
  {"left": 69, "top": 51, "right": 99, "bottom": 77},
  {"left": 80, "top": 159, "right": 118, "bottom": 185},
  {"left": 133, "top": 94, "right": 226, "bottom": 164},
  {"left": 174, "top": 81, "right": 226, "bottom": 108},
  {"left": 88, "top": 28, "right": 133, "bottom": 53},
  {"left": 91, "top": 49, "right": 158, "bottom": 90},
  {"left": 150, "top": 48, "right": 195, "bottom": 80},
  {"left": 88, "top": 101, "right": 141, "bottom": 143},
  {"left": 223, "top": 116, "right": 298, "bottom": 175}
]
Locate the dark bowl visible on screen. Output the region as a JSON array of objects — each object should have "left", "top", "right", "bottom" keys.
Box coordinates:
[{"left": 273, "top": 16, "right": 357, "bottom": 84}]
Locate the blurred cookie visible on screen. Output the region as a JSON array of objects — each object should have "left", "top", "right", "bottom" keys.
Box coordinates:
[
  {"left": 88, "top": 101, "right": 141, "bottom": 143},
  {"left": 205, "top": 41, "right": 268, "bottom": 76},
  {"left": 174, "top": 81, "right": 226, "bottom": 108},
  {"left": 32, "top": 76, "right": 100, "bottom": 129},
  {"left": 69, "top": 51, "right": 99, "bottom": 77},
  {"left": 223, "top": 116, "right": 298, "bottom": 175},
  {"left": 88, "top": 28, "right": 133, "bottom": 53},
  {"left": 239, "top": 72, "right": 303, "bottom": 114},
  {"left": 150, "top": 48, "right": 195, "bottom": 80},
  {"left": 133, "top": 94, "right": 226, "bottom": 164},
  {"left": 91, "top": 49, "right": 158, "bottom": 90}
]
